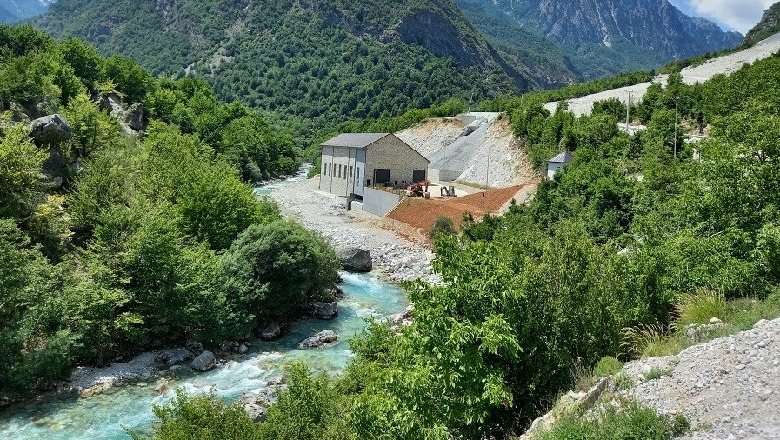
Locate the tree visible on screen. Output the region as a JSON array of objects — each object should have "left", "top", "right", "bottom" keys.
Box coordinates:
[
  {"left": 0, "top": 125, "right": 46, "bottom": 219},
  {"left": 221, "top": 221, "right": 340, "bottom": 330}
]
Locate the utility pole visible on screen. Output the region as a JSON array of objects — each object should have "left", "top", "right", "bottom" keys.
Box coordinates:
[
  {"left": 626, "top": 92, "right": 631, "bottom": 130},
  {"left": 674, "top": 99, "right": 678, "bottom": 159},
  {"left": 486, "top": 142, "right": 491, "bottom": 189}
]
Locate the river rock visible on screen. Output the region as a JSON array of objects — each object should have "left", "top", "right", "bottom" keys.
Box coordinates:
[
  {"left": 311, "top": 302, "right": 338, "bottom": 319},
  {"left": 244, "top": 403, "right": 266, "bottom": 422},
  {"left": 155, "top": 348, "right": 193, "bottom": 366},
  {"left": 298, "top": 330, "right": 338, "bottom": 349},
  {"left": 190, "top": 350, "right": 216, "bottom": 371},
  {"left": 259, "top": 323, "right": 281, "bottom": 341},
  {"left": 186, "top": 339, "right": 204, "bottom": 355},
  {"left": 339, "top": 248, "right": 372, "bottom": 272},
  {"left": 29, "top": 114, "right": 72, "bottom": 146}
]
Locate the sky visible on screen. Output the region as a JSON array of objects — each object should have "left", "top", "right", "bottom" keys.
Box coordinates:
[{"left": 668, "top": 0, "right": 776, "bottom": 34}]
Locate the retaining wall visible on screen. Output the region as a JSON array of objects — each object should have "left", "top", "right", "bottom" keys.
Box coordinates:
[{"left": 363, "top": 187, "right": 401, "bottom": 216}]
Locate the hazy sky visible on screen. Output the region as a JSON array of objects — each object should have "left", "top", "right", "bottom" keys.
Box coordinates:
[{"left": 668, "top": 0, "right": 775, "bottom": 34}]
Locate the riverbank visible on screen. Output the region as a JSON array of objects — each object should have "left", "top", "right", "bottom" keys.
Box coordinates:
[{"left": 267, "top": 175, "right": 439, "bottom": 284}]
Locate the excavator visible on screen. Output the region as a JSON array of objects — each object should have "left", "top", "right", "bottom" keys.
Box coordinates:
[{"left": 405, "top": 179, "right": 430, "bottom": 197}]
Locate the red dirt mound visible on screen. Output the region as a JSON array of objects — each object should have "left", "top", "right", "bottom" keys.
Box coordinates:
[{"left": 387, "top": 185, "right": 525, "bottom": 233}]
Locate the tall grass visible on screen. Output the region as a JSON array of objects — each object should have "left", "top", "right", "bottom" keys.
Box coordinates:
[{"left": 676, "top": 290, "right": 727, "bottom": 327}]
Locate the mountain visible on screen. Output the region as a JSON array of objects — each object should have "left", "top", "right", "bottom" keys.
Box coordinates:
[
  {"left": 33, "top": 0, "right": 552, "bottom": 132},
  {"left": 454, "top": 0, "right": 743, "bottom": 80},
  {"left": 0, "top": 0, "right": 53, "bottom": 23},
  {"left": 740, "top": 1, "right": 780, "bottom": 48}
]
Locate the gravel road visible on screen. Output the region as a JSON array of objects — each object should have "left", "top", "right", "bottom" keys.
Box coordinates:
[
  {"left": 545, "top": 32, "right": 780, "bottom": 117},
  {"left": 622, "top": 318, "right": 780, "bottom": 439}
]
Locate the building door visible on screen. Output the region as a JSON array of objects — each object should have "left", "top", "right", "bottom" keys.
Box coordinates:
[
  {"left": 375, "top": 169, "right": 391, "bottom": 185},
  {"left": 413, "top": 170, "right": 427, "bottom": 182}
]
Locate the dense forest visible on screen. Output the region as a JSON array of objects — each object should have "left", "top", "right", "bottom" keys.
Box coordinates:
[
  {"left": 0, "top": 24, "right": 339, "bottom": 398},
  {"left": 142, "top": 42, "right": 780, "bottom": 440},
  {"left": 33, "top": 0, "right": 534, "bottom": 140}
]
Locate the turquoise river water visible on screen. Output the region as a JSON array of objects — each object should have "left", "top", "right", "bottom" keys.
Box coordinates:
[
  {"left": 0, "top": 273, "right": 408, "bottom": 439},
  {"left": 0, "top": 168, "right": 408, "bottom": 439}
]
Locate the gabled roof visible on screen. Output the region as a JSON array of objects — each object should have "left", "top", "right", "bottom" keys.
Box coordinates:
[
  {"left": 548, "top": 150, "right": 573, "bottom": 164},
  {"left": 322, "top": 133, "right": 390, "bottom": 149}
]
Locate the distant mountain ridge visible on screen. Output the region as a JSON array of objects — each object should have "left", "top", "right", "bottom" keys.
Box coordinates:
[
  {"left": 0, "top": 0, "right": 53, "bottom": 23},
  {"left": 454, "top": 0, "right": 743, "bottom": 80},
  {"left": 32, "top": 0, "right": 562, "bottom": 132}
]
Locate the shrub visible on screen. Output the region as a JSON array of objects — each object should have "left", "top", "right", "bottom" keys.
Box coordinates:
[
  {"left": 538, "top": 401, "right": 689, "bottom": 440},
  {"left": 429, "top": 216, "right": 456, "bottom": 239}
]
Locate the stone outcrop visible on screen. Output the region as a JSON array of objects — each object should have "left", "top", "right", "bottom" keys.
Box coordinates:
[
  {"left": 259, "top": 322, "right": 282, "bottom": 341},
  {"left": 339, "top": 248, "right": 372, "bottom": 272},
  {"left": 29, "top": 114, "right": 72, "bottom": 146},
  {"left": 189, "top": 350, "right": 217, "bottom": 371},
  {"left": 311, "top": 302, "right": 338, "bottom": 319},
  {"left": 155, "top": 348, "right": 193, "bottom": 366},
  {"left": 298, "top": 330, "right": 338, "bottom": 349}
]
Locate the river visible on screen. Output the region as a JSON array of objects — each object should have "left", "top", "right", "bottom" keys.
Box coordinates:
[{"left": 0, "top": 167, "right": 409, "bottom": 439}]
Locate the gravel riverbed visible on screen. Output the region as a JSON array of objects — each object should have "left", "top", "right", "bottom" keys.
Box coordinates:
[{"left": 268, "top": 176, "right": 438, "bottom": 284}]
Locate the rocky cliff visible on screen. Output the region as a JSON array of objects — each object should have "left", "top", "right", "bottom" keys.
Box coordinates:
[{"left": 0, "top": 0, "right": 54, "bottom": 22}]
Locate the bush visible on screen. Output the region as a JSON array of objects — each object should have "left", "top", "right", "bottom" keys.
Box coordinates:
[
  {"left": 221, "top": 221, "right": 340, "bottom": 329},
  {"left": 539, "top": 401, "right": 689, "bottom": 440},
  {"left": 429, "top": 216, "right": 456, "bottom": 239}
]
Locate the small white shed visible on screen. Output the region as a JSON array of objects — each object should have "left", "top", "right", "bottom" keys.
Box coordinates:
[{"left": 546, "top": 151, "right": 573, "bottom": 180}]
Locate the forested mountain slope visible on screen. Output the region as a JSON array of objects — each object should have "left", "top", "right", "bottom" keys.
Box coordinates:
[
  {"left": 455, "top": 0, "right": 742, "bottom": 80},
  {"left": 33, "top": 0, "right": 539, "bottom": 133}
]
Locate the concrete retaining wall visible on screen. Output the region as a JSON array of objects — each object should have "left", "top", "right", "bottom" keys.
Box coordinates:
[
  {"left": 429, "top": 168, "right": 462, "bottom": 182},
  {"left": 363, "top": 187, "right": 401, "bottom": 216}
]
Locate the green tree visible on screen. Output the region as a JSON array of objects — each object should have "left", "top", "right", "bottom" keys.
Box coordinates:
[{"left": 0, "top": 125, "right": 46, "bottom": 219}]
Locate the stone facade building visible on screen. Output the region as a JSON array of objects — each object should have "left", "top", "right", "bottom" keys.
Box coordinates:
[{"left": 319, "top": 133, "right": 430, "bottom": 198}]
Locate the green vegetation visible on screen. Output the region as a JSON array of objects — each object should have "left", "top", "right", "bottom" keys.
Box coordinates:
[
  {"left": 428, "top": 216, "right": 456, "bottom": 239},
  {"left": 592, "top": 357, "right": 623, "bottom": 378},
  {"left": 141, "top": 44, "right": 780, "bottom": 440},
  {"left": 35, "top": 0, "right": 528, "bottom": 140},
  {"left": 0, "top": 25, "right": 337, "bottom": 397},
  {"left": 537, "top": 401, "right": 689, "bottom": 440}
]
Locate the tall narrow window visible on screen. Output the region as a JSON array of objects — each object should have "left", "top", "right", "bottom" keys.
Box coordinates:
[{"left": 349, "top": 166, "right": 353, "bottom": 181}]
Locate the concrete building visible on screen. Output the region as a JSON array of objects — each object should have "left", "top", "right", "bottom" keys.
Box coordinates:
[
  {"left": 319, "top": 133, "right": 430, "bottom": 198},
  {"left": 546, "top": 150, "right": 573, "bottom": 180}
]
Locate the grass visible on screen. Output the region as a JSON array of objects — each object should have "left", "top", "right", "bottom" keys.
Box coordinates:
[
  {"left": 676, "top": 290, "right": 727, "bottom": 327},
  {"left": 592, "top": 357, "right": 623, "bottom": 378},
  {"left": 644, "top": 367, "right": 673, "bottom": 381},
  {"left": 537, "top": 400, "right": 689, "bottom": 440},
  {"left": 623, "top": 291, "right": 780, "bottom": 359}
]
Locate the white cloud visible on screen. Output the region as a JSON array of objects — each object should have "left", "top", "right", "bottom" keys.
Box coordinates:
[{"left": 679, "top": 0, "right": 776, "bottom": 34}]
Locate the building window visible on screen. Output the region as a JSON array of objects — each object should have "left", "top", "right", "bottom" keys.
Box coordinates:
[
  {"left": 349, "top": 166, "right": 353, "bottom": 181},
  {"left": 338, "top": 164, "right": 342, "bottom": 178},
  {"left": 356, "top": 168, "right": 360, "bottom": 183},
  {"left": 323, "top": 164, "right": 327, "bottom": 176}
]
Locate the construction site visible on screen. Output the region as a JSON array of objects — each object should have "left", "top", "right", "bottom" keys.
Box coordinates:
[{"left": 314, "top": 112, "right": 540, "bottom": 240}]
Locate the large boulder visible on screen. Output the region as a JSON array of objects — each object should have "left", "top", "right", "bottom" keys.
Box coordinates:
[
  {"left": 155, "top": 348, "right": 193, "bottom": 366},
  {"left": 259, "top": 322, "right": 281, "bottom": 341},
  {"left": 339, "top": 248, "right": 372, "bottom": 272},
  {"left": 298, "top": 330, "right": 338, "bottom": 349},
  {"left": 29, "top": 114, "right": 72, "bottom": 146},
  {"left": 311, "top": 302, "right": 338, "bottom": 320},
  {"left": 189, "top": 350, "right": 217, "bottom": 371},
  {"left": 125, "top": 103, "right": 145, "bottom": 131}
]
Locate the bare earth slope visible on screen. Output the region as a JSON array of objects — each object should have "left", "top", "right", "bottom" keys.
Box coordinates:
[{"left": 544, "top": 32, "right": 780, "bottom": 117}]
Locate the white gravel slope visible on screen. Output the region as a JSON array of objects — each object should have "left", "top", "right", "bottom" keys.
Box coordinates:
[
  {"left": 623, "top": 318, "right": 780, "bottom": 439},
  {"left": 545, "top": 32, "right": 780, "bottom": 117}
]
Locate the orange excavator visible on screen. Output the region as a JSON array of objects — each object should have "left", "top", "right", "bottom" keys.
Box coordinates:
[{"left": 405, "top": 179, "right": 430, "bottom": 197}]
